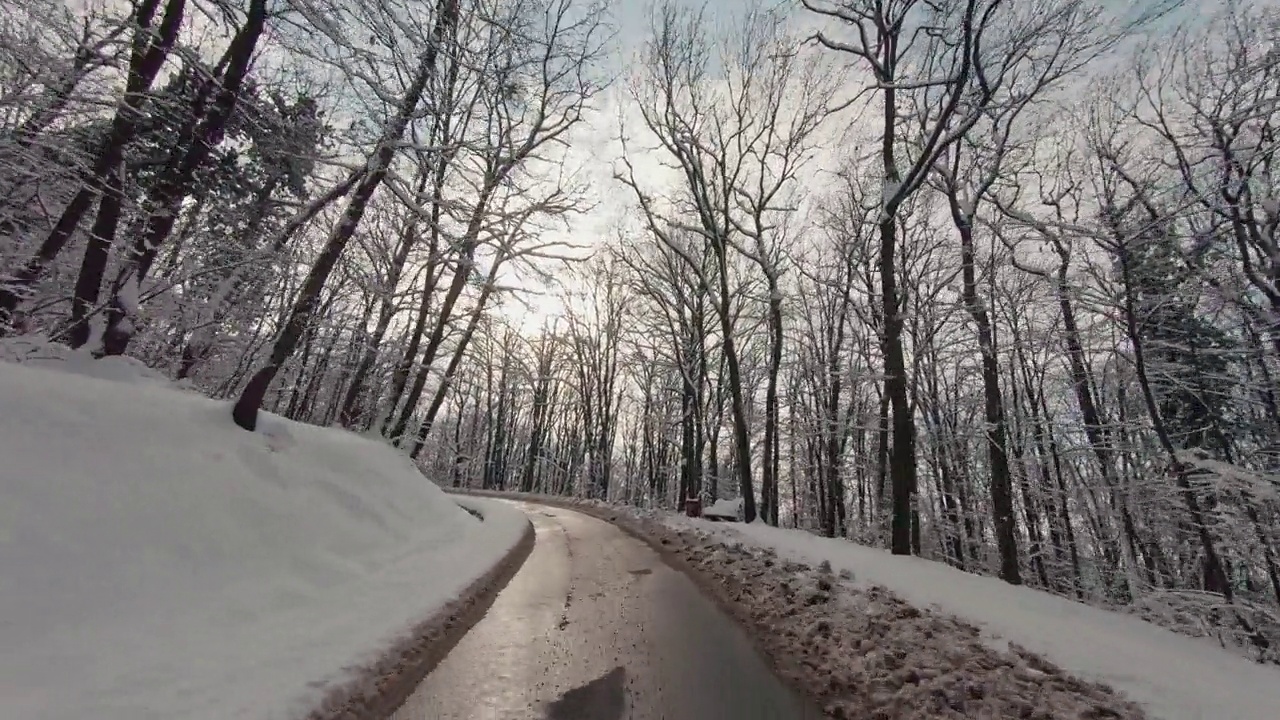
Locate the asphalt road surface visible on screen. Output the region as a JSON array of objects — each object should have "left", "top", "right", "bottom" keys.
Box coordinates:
[{"left": 390, "top": 501, "right": 822, "bottom": 720}]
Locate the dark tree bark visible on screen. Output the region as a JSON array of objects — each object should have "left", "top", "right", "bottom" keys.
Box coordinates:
[
  {"left": 233, "top": 0, "right": 458, "bottom": 431},
  {"left": 64, "top": 164, "right": 125, "bottom": 348},
  {"left": 947, "top": 197, "right": 1022, "bottom": 584},
  {"left": 0, "top": 0, "right": 187, "bottom": 329},
  {"left": 100, "top": 0, "right": 271, "bottom": 356}
]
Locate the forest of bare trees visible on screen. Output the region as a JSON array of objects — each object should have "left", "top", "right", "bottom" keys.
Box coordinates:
[{"left": 2, "top": 0, "right": 1279, "bottom": 647}]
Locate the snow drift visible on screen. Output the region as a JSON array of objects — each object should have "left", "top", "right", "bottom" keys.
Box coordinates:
[
  {"left": 680, "top": 517, "right": 1280, "bottom": 720},
  {"left": 0, "top": 347, "right": 527, "bottom": 720}
]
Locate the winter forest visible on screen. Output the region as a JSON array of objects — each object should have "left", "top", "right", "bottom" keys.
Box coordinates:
[{"left": 3, "top": 0, "right": 1279, "bottom": 643}]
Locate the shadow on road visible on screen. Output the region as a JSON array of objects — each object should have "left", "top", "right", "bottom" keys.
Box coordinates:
[
  {"left": 544, "top": 666, "right": 627, "bottom": 720},
  {"left": 390, "top": 502, "right": 821, "bottom": 719}
]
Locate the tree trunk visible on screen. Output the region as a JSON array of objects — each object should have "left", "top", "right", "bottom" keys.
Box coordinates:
[
  {"left": 233, "top": 0, "right": 456, "bottom": 430},
  {"left": 878, "top": 53, "right": 918, "bottom": 553},
  {"left": 951, "top": 206, "right": 1021, "bottom": 583},
  {"left": 762, "top": 284, "right": 783, "bottom": 525},
  {"left": 64, "top": 164, "right": 125, "bottom": 348},
  {"left": 0, "top": 0, "right": 186, "bottom": 328},
  {"left": 101, "top": 0, "right": 270, "bottom": 356},
  {"left": 712, "top": 243, "right": 757, "bottom": 523},
  {"left": 881, "top": 203, "right": 917, "bottom": 555}
]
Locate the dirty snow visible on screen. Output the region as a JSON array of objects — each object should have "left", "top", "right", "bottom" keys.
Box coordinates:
[
  {"left": 0, "top": 342, "right": 527, "bottom": 720},
  {"left": 673, "top": 516, "right": 1279, "bottom": 720},
  {"left": 450, "top": 489, "right": 1277, "bottom": 720},
  {"left": 673, "top": 535, "right": 1144, "bottom": 720}
]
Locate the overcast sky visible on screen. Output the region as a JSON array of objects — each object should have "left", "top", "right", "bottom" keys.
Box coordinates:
[{"left": 496, "top": 0, "right": 1240, "bottom": 330}]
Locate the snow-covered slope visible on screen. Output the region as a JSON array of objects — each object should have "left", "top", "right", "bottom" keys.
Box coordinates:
[
  {"left": 0, "top": 348, "right": 526, "bottom": 720},
  {"left": 673, "top": 516, "right": 1279, "bottom": 720}
]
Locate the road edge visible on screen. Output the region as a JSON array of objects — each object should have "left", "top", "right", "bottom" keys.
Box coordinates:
[
  {"left": 306, "top": 506, "right": 536, "bottom": 720},
  {"left": 447, "top": 489, "right": 1151, "bottom": 720}
]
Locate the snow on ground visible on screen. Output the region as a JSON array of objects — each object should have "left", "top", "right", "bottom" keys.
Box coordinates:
[
  {"left": 701, "top": 496, "right": 742, "bottom": 519},
  {"left": 669, "top": 516, "right": 1279, "bottom": 720},
  {"left": 0, "top": 344, "right": 527, "bottom": 720}
]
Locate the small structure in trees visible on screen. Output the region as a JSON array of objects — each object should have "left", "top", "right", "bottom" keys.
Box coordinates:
[{"left": 684, "top": 496, "right": 702, "bottom": 518}]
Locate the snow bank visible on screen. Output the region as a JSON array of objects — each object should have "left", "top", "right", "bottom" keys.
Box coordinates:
[
  {"left": 0, "top": 350, "right": 527, "bottom": 720},
  {"left": 702, "top": 496, "right": 742, "bottom": 519},
  {"left": 681, "top": 519, "right": 1280, "bottom": 720}
]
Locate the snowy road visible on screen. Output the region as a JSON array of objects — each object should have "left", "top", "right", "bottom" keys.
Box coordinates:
[{"left": 390, "top": 501, "right": 821, "bottom": 720}]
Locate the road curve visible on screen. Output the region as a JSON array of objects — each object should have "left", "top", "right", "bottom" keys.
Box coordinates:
[{"left": 390, "top": 501, "right": 822, "bottom": 720}]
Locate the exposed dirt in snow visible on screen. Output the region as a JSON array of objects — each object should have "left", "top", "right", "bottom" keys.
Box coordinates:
[
  {"left": 308, "top": 511, "right": 535, "bottom": 720},
  {"left": 449, "top": 490, "right": 1147, "bottom": 720}
]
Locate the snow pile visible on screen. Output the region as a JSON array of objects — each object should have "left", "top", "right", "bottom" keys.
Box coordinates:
[
  {"left": 676, "top": 518, "right": 1280, "bottom": 720},
  {"left": 702, "top": 496, "right": 742, "bottom": 519},
  {"left": 678, "top": 540, "right": 1144, "bottom": 720},
  {"left": 0, "top": 334, "right": 170, "bottom": 383},
  {"left": 0, "top": 351, "right": 527, "bottom": 720}
]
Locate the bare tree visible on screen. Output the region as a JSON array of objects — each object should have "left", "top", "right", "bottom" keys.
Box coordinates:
[
  {"left": 801, "top": 0, "right": 1170, "bottom": 557},
  {"left": 380, "top": 0, "right": 607, "bottom": 444},
  {"left": 0, "top": 0, "right": 187, "bottom": 328},
  {"left": 617, "top": 2, "right": 833, "bottom": 523},
  {"left": 233, "top": 0, "right": 463, "bottom": 430},
  {"left": 561, "top": 253, "right": 626, "bottom": 499}
]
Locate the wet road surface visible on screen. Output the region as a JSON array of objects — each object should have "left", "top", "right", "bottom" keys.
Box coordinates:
[{"left": 390, "top": 501, "right": 821, "bottom": 720}]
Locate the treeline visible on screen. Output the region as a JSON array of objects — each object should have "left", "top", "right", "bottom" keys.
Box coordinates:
[
  {"left": 423, "top": 0, "right": 1280, "bottom": 647},
  {"left": 0, "top": 0, "right": 607, "bottom": 432}
]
